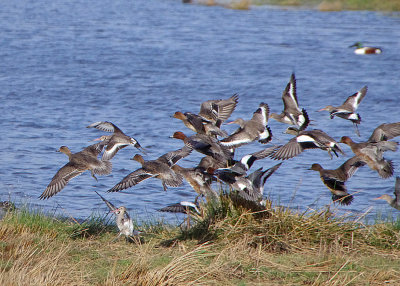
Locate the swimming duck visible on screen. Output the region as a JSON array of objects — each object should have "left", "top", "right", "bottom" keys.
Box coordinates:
[
  {"left": 309, "top": 156, "right": 366, "bottom": 205},
  {"left": 374, "top": 177, "right": 400, "bottom": 210},
  {"left": 171, "top": 131, "right": 233, "bottom": 163},
  {"left": 318, "top": 86, "right": 367, "bottom": 136},
  {"left": 270, "top": 128, "right": 344, "bottom": 160},
  {"left": 349, "top": 42, "right": 382, "bottom": 55},
  {"left": 40, "top": 143, "right": 112, "bottom": 199},
  {"left": 270, "top": 73, "right": 309, "bottom": 131},
  {"left": 198, "top": 94, "right": 239, "bottom": 124},
  {"left": 108, "top": 146, "right": 191, "bottom": 192},
  {"left": 220, "top": 102, "right": 272, "bottom": 148},
  {"left": 87, "top": 121, "right": 146, "bottom": 160},
  {"left": 340, "top": 136, "right": 398, "bottom": 179},
  {"left": 95, "top": 191, "right": 141, "bottom": 237},
  {"left": 368, "top": 122, "right": 400, "bottom": 143}
]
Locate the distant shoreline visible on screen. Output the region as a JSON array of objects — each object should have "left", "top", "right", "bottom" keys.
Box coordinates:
[
  {"left": 192, "top": 0, "right": 400, "bottom": 12},
  {"left": 256, "top": 0, "right": 400, "bottom": 11}
]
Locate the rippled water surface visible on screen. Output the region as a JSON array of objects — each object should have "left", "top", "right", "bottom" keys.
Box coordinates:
[{"left": 1, "top": 0, "right": 400, "bottom": 222}]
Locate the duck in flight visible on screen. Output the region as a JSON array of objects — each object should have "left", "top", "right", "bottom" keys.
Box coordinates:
[
  {"left": 87, "top": 121, "right": 146, "bottom": 160},
  {"left": 318, "top": 86, "right": 367, "bottom": 136},
  {"left": 220, "top": 102, "right": 272, "bottom": 148},
  {"left": 309, "top": 156, "right": 365, "bottom": 205},
  {"left": 40, "top": 142, "right": 112, "bottom": 199},
  {"left": 270, "top": 73, "right": 309, "bottom": 132},
  {"left": 108, "top": 146, "right": 191, "bottom": 192}
]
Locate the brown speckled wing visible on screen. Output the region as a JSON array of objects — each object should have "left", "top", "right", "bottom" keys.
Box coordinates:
[
  {"left": 108, "top": 168, "right": 154, "bottom": 192},
  {"left": 40, "top": 163, "right": 83, "bottom": 199}
]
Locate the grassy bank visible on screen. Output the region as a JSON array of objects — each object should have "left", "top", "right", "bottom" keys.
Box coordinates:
[{"left": 1, "top": 199, "right": 400, "bottom": 285}]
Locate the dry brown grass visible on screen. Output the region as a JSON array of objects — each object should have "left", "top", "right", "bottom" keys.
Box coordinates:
[
  {"left": 0, "top": 225, "right": 79, "bottom": 286},
  {"left": 1, "top": 201, "right": 400, "bottom": 285}
]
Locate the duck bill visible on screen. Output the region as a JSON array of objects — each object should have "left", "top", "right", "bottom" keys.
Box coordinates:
[
  {"left": 135, "top": 143, "right": 147, "bottom": 155},
  {"left": 92, "top": 137, "right": 102, "bottom": 141}
]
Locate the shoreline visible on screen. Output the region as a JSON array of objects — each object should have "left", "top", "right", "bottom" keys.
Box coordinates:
[{"left": 191, "top": 0, "right": 400, "bottom": 12}]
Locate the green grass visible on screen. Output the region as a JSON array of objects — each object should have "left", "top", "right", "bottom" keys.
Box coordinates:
[{"left": 1, "top": 198, "right": 400, "bottom": 285}]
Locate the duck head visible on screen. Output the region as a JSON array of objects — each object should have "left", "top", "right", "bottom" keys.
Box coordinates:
[
  {"left": 172, "top": 111, "right": 186, "bottom": 120},
  {"left": 349, "top": 42, "right": 363, "bottom": 48},
  {"left": 339, "top": 136, "right": 353, "bottom": 145},
  {"left": 131, "top": 154, "right": 145, "bottom": 164},
  {"left": 308, "top": 163, "right": 323, "bottom": 171},
  {"left": 170, "top": 131, "right": 187, "bottom": 140}
]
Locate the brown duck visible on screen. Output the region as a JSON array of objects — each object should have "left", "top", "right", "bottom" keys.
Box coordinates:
[
  {"left": 309, "top": 156, "right": 366, "bottom": 205},
  {"left": 40, "top": 143, "right": 112, "bottom": 199},
  {"left": 108, "top": 146, "right": 191, "bottom": 192},
  {"left": 340, "top": 136, "right": 397, "bottom": 179}
]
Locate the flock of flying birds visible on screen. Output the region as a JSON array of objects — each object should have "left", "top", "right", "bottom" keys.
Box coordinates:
[{"left": 40, "top": 73, "right": 400, "bottom": 239}]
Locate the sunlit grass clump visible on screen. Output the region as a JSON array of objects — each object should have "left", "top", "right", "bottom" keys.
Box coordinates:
[{"left": 1, "top": 197, "right": 400, "bottom": 285}]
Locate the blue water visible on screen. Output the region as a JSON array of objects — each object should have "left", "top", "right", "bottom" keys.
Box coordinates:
[{"left": 1, "top": 0, "right": 400, "bottom": 223}]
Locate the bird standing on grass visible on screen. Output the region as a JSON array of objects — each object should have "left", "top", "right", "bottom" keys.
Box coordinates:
[{"left": 95, "top": 191, "right": 141, "bottom": 240}]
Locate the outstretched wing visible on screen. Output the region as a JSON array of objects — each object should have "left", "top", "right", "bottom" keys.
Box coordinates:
[
  {"left": 159, "top": 146, "right": 192, "bottom": 166},
  {"left": 251, "top": 103, "right": 270, "bottom": 125},
  {"left": 87, "top": 121, "right": 123, "bottom": 133},
  {"left": 342, "top": 86, "right": 367, "bottom": 112},
  {"left": 40, "top": 162, "right": 84, "bottom": 199},
  {"left": 339, "top": 156, "right": 366, "bottom": 180},
  {"left": 368, "top": 122, "right": 400, "bottom": 142},
  {"left": 108, "top": 168, "right": 155, "bottom": 192},
  {"left": 282, "top": 73, "right": 300, "bottom": 111}
]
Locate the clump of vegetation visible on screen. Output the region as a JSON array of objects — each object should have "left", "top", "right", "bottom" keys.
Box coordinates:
[{"left": 1, "top": 198, "right": 400, "bottom": 285}]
